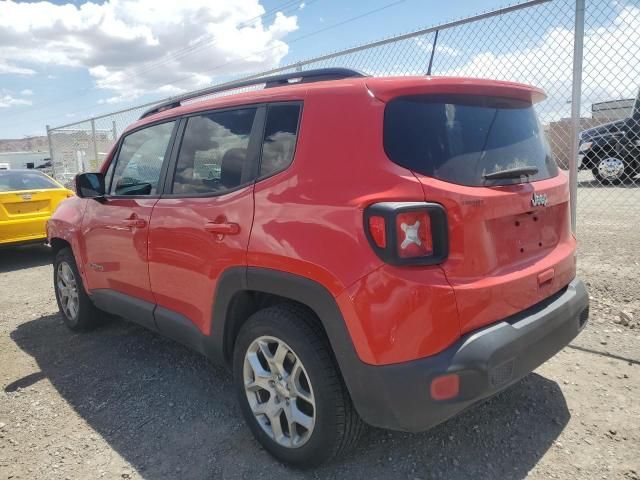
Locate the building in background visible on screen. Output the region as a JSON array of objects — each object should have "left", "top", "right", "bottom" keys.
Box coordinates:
[
  {"left": 591, "top": 99, "right": 635, "bottom": 122},
  {"left": 0, "top": 151, "right": 50, "bottom": 170}
]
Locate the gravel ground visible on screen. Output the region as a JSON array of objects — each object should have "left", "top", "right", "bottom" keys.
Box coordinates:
[{"left": 1, "top": 185, "right": 639, "bottom": 480}]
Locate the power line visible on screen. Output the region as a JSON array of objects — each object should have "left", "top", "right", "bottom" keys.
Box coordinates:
[
  {"left": 121, "top": 0, "right": 408, "bottom": 99},
  {"left": 124, "top": 0, "right": 307, "bottom": 82},
  {"left": 3, "top": 0, "right": 407, "bottom": 132},
  {"left": 2, "top": 0, "right": 310, "bottom": 120}
]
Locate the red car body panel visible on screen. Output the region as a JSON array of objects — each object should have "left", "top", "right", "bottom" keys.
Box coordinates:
[
  {"left": 413, "top": 172, "right": 576, "bottom": 335},
  {"left": 364, "top": 76, "right": 547, "bottom": 104},
  {"left": 337, "top": 266, "right": 459, "bottom": 365},
  {"left": 47, "top": 195, "right": 89, "bottom": 286},
  {"left": 148, "top": 187, "right": 255, "bottom": 335},
  {"left": 48, "top": 75, "right": 577, "bottom": 367},
  {"left": 81, "top": 198, "right": 157, "bottom": 304},
  {"left": 247, "top": 85, "right": 422, "bottom": 296}
]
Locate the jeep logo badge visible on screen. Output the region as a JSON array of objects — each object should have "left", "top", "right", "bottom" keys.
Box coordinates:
[
  {"left": 531, "top": 192, "right": 548, "bottom": 207},
  {"left": 21, "top": 193, "right": 32, "bottom": 201}
]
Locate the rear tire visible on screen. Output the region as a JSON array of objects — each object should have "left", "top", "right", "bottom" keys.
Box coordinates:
[
  {"left": 592, "top": 155, "right": 632, "bottom": 184},
  {"left": 53, "top": 248, "right": 103, "bottom": 331},
  {"left": 233, "top": 304, "right": 364, "bottom": 468}
]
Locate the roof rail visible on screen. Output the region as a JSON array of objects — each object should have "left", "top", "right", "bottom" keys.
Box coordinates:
[{"left": 139, "top": 68, "right": 366, "bottom": 120}]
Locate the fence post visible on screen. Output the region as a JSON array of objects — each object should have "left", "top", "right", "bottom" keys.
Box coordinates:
[
  {"left": 569, "top": 0, "right": 585, "bottom": 233},
  {"left": 90, "top": 118, "right": 98, "bottom": 171},
  {"left": 112, "top": 120, "right": 118, "bottom": 141},
  {"left": 426, "top": 30, "right": 439, "bottom": 75},
  {"left": 46, "top": 124, "right": 54, "bottom": 178}
]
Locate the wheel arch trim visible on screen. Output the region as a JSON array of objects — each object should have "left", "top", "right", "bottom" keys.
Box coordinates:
[{"left": 209, "top": 266, "right": 381, "bottom": 423}]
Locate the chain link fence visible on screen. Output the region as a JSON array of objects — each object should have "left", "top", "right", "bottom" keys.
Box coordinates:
[
  {"left": 47, "top": 0, "right": 639, "bottom": 224},
  {"left": 575, "top": 0, "right": 639, "bottom": 222}
]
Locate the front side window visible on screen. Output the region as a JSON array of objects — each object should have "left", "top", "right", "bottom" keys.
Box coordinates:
[
  {"left": 384, "top": 95, "right": 558, "bottom": 186},
  {"left": 172, "top": 108, "right": 256, "bottom": 195},
  {"left": 259, "top": 104, "right": 301, "bottom": 177},
  {"left": 110, "top": 121, "right": 175, "bottom": 196}
]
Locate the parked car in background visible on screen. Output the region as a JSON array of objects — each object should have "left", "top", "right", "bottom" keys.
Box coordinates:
[
  {"left": 0, "top": 169, "right": 73, "bottom": 247},
  {"left": 579, "top": 91, "right": 640, "bottom": 184},
  {"left": 47, "top": 69, "right": 589, "bottom": 467}
]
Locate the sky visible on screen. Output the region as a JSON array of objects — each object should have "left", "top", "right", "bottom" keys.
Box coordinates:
[{"left": 0, "top": 0, "right": 638, "bottom": 139}]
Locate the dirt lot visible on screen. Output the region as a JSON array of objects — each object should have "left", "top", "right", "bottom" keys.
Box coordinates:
[{"left": 1, "top": 185, "right": 639, "bottom": 480}]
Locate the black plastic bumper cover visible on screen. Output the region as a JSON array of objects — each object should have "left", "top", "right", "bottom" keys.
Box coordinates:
[{"left": 348, "top": 278, "right": 589, "bottom": 432}]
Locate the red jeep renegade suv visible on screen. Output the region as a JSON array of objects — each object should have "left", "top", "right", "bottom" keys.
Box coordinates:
[{"left": 48, "top": 68, "right": 589, "bottom": 467}]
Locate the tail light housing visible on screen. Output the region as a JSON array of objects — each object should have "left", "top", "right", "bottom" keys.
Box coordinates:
[{"left": 364, "top": 202, "right": 448, "bottom": 266}]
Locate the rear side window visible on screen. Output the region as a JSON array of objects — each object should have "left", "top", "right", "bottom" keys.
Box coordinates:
[
  {"left": 384, "top": 95, "right": 558, "bottom": 186},
  {"left": 259, "top": 104, "right": 301, "bottom": 177},
  {"left": 172, "top": 108, "right": 256, "bottom": 195},
  {"left": 111, "top": 121, "right": 175, "bottom": 196}
]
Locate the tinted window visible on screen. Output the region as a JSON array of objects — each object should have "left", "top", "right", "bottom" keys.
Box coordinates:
[
  {"left": 384, "top": 95, "right": 558, "bottom": 186},
  {"left": 0, "top": 170, "right": 60, "bottom": 192},
  {"left": 172, "top": 109, "right": 256, "bottom": 195},
  {"left": 111, "top": 121, "right": 175, "bottom": 196},
  {"left": 260, "top": 104, "right": 301, "bottom": 177}
]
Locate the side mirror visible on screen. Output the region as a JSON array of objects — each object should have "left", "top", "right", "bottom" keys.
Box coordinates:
[{"left": 75, "top": 173, "right": 105, "bottom": 199}]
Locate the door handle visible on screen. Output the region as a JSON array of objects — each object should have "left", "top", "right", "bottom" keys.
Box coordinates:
[
  {"left": 204, "top": 221, "right": 240, "bottom": 235},
  {"left": 123, "top": 215, "right": 147, "bottom": 229}
]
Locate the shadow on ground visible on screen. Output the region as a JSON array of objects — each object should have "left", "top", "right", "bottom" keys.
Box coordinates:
[
  {"left": 0, "top": 244, "right": 51, "bottom": 273},
  {"left": 9, "top": 314, "right": 570, "bottom": 479}
]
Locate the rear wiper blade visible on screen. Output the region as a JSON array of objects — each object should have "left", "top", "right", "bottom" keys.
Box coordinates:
[{"left": 483, "top": 166, "right": 539, "bottom": 180}]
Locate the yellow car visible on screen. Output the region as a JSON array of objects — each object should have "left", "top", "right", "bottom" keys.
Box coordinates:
[{"left": 0, "top": 169, "right": 74, "bottom": 247}]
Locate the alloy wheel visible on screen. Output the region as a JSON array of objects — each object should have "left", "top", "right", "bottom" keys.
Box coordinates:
[
  {"left": 243, "top": 336, "right": 316, "bottom": 448},
  {"left": 56, "top": 261, "right": 79, "bottom": 321}
]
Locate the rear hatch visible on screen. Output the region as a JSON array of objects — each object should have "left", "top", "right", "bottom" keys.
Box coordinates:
[
  {"left": 0, "top": 170, "right": 71, "bottom": 241},
  {"left": 375, "top": 78, "right": 576, "bottom": 334},
  {"left": 0, "top": 189, "right": 65, "bottom": 220}
]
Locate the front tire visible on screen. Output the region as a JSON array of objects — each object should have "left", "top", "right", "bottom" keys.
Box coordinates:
[
  {"left": 53, "top": 248, "right": 103, "bottom": 331},
  {"left": 233, "top": 304, "right": 364, "bottom": 468}
]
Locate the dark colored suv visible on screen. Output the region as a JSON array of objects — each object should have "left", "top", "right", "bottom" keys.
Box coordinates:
[
  {"left": 579, "top": 92, "right": 640, "bottom": 183},
  {"left": 48, "top": 69, "right": 589, "bottom": 467}
]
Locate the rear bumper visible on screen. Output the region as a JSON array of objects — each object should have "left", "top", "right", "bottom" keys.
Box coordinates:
[
  {"left": 0, "top": 217, "right": 48, "bottom": 245},
  {"left": 348, "top": 278, "right": 589, "bottom": 432}
]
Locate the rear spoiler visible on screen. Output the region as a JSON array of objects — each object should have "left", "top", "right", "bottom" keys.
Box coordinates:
[{"left": 365, "top": 76, "right": 546, "bottom": 104}]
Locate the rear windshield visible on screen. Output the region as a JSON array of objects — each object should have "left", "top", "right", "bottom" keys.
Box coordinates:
[
  {"left": 0, "top": 170, "right": 60, "bottom": 192},
  {"left": 384, "top": 94, "right": 558, "bottom": 186}
]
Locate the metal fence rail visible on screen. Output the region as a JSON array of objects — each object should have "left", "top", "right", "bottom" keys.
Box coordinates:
[{"left": 47, "top": 0, "right": 640, "bottom": 225}]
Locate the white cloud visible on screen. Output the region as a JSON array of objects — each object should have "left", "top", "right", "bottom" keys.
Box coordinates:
[
  {"left": 20, "top": 89, "right": 33, "bottom": 96},
  {"left": 0, "top": 94, "right": 32, "bottom": 108},
  {"left": 0, "top": 0, "right": 298, "bottom": 102},
  {"left": 0, "top": 62, "right": 35, "bottom": 75},
  {"left": 413, "top": 38, "right": 460, "bottom": 57},
  {"left": 439, "top": 5, "right": 640, "bottom": 122},
  {"left": 299, "top": 2, "right": 306, "bottom": 9}
]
